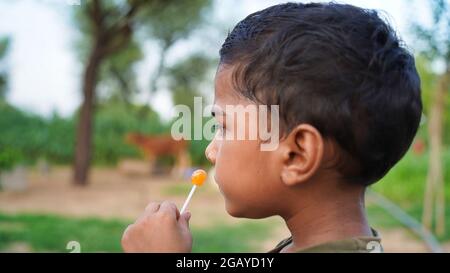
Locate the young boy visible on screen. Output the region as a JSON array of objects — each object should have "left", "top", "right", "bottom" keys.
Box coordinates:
[{"left": 121, "top": 2, "right": 422, "bottom": 253}]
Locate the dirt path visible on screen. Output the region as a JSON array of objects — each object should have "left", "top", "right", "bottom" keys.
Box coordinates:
[
  {"left": 0, "top": 167, "right": 226, "bottom": 223},
  {"left": 0, "top": 166, "right": 434, "bottom": 252}
]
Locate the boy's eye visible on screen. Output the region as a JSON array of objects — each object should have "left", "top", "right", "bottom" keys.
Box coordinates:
[{"left": 213, "top": 123, "right": 224, "bottom": 133}]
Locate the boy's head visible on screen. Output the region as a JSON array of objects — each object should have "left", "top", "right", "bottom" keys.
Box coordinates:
[{"left": 206, "top": 2, "right": 422, "bottom": 218}]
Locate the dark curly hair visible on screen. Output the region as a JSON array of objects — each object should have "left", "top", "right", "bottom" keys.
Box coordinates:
[{"left": 219, "top": 2, "right": 422, "bottom": 185}]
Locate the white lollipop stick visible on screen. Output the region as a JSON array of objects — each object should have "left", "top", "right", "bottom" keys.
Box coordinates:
[
  {"left": 179, "top": 169, "right": 206, "bottom": 215},
  {"left": 180, "top": 185, "right": 197, "bottom": 214}
]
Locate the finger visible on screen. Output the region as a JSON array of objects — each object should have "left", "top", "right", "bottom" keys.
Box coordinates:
[
  {"left": 178, "top": 212, "right": 191, "bottom": 230},
  {"left": 137, "top": 202, "right": 160, "bottom": 222},
  {"left": 158, "top": 201, "right": 179, "bottom": 220},
  {"left": 180, "top": 211, "right": 191, "bottom": 224},
  {"left": 145, "top": 202, "right": 161, "bottom": 213}
]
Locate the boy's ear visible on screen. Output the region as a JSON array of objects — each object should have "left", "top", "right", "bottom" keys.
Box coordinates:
[{"left": 278, "top": 124, "right": 324, "bottom": 186}]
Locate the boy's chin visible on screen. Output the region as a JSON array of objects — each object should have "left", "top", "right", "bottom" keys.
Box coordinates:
[{"left": 224, "top": 201, "right": 272, "bottom": 219}]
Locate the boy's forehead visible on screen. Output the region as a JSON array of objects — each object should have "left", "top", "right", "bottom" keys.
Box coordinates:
[{"left": 214, "top": 64, "right": 239, "bottom": 103}]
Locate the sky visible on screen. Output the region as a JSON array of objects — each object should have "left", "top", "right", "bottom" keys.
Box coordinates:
[{"left": 0, "top": 0, "right": 431, "bottom": 119}]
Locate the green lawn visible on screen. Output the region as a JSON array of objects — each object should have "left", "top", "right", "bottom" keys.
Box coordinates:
[
  {"left": 0, "top": 148, "right": 448, "bottom": 252},
  {"left": 0, "top": 212, "right": 274, "bottom": 253},
  {"left": 370, "top": 148, "right": 450, "bottom": 241}
]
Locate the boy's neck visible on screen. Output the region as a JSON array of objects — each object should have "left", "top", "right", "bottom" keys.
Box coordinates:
[{"left": 281, "top": 184, "right": 371, "bottom": 252}]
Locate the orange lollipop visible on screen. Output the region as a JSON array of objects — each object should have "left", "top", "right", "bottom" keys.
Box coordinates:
[
  {"left": 191, "top": 169, "right": 207, "bottom": 186},
  {"left": 180, "top": 169, "right": 207, "bottom": 214}
]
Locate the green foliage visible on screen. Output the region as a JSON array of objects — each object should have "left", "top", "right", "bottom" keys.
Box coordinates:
[
  {"left": 0, "top": 37, "right": 9, "bottom": 58},
  {"left": 0, "top": 102, "right": 75, "bottom": 166},
  {"left": 167, "top": 114, "right": 214, "bottom": 167},
  {"left": 0, "top": 101, "right": 214, "bottom": 170},
  {"left": 44, "top": 114, "right": 76, "bottom": 163},
  {"left": 371, "top": 148, "right": 450, "bottom": 240},
  {"left": 411, "top": 1, "right": 450, "bottom": 145},
  {"left": 73, "top": 0, "right": 213, "bottom": 103},
  {"left": 141, "top": 0, "right": 213, "bottom": 45},
  {"left": 372, "top": 149, "right": 450, "bottom": 208},
  {"left": 0, "top": 212, "right": 274, "bottom": 252},
  {"left": 0, "top": 101, "right": 211, "bottom": 167},
  {"left": 412, "top": 0, "right": 450, "bottom": 65},
  {"left": 189, "top": 137, "right": 212, "bottom": 168},
  {"left": 0, "top": 102, "right": 48, "bottom": 167},
  {"left": 92, "top": 101, "right": 168, "bottom": 165},
  {"left": 97, "top": 39, "right": 143, "bottom": 104},
  {"left": 167, "top": 54, "right": 215, "bottom": 108},
  {"left": 0, "top": 148, "right": 22, "bottom": 171},
  {"left": 414, "top": 56, "right": 450, "bottom": 145},
  {"left": 72, "top": 0, "right": 143, "bottom": 62},
  {"left": 0, "top": 37, "right": 10, "bottom": 99},
  {"left": 69, "top": 0, "right": 215, "bottom": 172},
  {"left": 416, "top": 56, "right": 437, "bottom": 115}
]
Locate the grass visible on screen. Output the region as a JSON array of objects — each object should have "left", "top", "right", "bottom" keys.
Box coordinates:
[
  {"left": 370, "top": 148, "right": 450, "bottom": 241},
  {"left": 193, "top": 221, "right": 273, "bottom": 252},
  {"left": 367, "top": 205, "right": 403, "bottom": 229},
  {"left": 0, "top": 213, "right": 125, "bottom": 252},
  {"left": 161, "top": 182, "right": 192, "bottom": 196},
  {"left": 1, "top": 148, "right": 448, "bottom": 252},
  {"left": 0, "top": 212, "right": 275, "bottom": 253}
]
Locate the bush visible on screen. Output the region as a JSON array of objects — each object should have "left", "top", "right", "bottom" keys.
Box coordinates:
[
  {"left": 0, "top": 101, "right": 212, "bottom": 167},
  {"left": 0, "top": 148, "right": 22, "bottom": 171}
]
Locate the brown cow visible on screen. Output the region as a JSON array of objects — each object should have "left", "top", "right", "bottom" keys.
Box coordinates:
[{"left": 125, "top": 133, "right": 190, "bottom": 177}]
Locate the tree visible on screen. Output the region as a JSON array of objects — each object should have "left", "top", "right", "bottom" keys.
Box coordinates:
[
  {"left": 165, "top": 53, "right": 215, "bottom": 167},
  {"left": 72, "top": 0, "right": 147, "bottom": 185},
  {"left": 72, "top": 0, "right": 212, "bottom": 185},
  {"left": 97, "top": 38, "right": 143, "bottom": 105},
  {"left": 0, "top": 37, "right": 10, "bottom": 100},
  {"left": 412, "top": 0, "right": 450, "bottom": 235},
  {"left": 166, "top": 53, "right": 214, "bottom": 109},
  {"left": 141, "top": 1, "right": 212, "bottom": 93}
]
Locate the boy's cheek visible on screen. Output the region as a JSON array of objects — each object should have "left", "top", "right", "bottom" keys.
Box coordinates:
[
  {"left": 215, "top": 172, "right": 256, "bottom": 217},
  {"left": 214, "top": 158, "right": 243, "bottom": 201},
  {"left": 215, "top": 137, "right": 276, "bottom": 184}
]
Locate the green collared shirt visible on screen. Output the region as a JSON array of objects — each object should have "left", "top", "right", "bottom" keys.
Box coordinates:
[{"left": 269, "top": 229, "right": 383, "bottom": 253}]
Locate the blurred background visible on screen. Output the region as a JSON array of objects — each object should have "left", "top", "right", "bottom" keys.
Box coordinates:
[{"left": 0, "top": 0, "right": 449, "bottom": 253}]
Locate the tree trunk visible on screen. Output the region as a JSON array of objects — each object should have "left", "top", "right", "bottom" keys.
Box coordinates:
[
  {"left": 73, "top": 45, "right": 103, "bottom": 185},
  {"left": 422, "top": 71, "right": 449, "bottom": 235},
  {"left": 434, "top": 72, "right": 449, "bottom": 235}
]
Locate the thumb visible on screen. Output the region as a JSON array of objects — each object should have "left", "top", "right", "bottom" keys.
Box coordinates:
[{"left": 179, "top": 212, "right": 191, "bottom": 229}]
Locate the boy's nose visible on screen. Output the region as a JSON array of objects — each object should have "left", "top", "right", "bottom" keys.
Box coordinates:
[{"left": 205, "top": 141, "right": 217, "bottom": 165}]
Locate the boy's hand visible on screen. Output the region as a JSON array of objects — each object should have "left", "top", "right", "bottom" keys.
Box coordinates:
[{"left": 121, "top": 201, "right": 192, "bottom": 253}]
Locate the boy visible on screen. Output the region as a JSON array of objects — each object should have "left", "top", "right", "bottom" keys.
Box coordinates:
[{"left": 121, "top": 2, "right": 422, "bottom": 253}]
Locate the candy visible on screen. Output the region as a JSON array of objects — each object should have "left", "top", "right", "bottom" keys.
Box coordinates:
[
  {"left": 180, "top": 169, "right": 207, "bottom": 214},
  {"left": 191, "top": 169, "right": 207, "bottom": 186}
]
